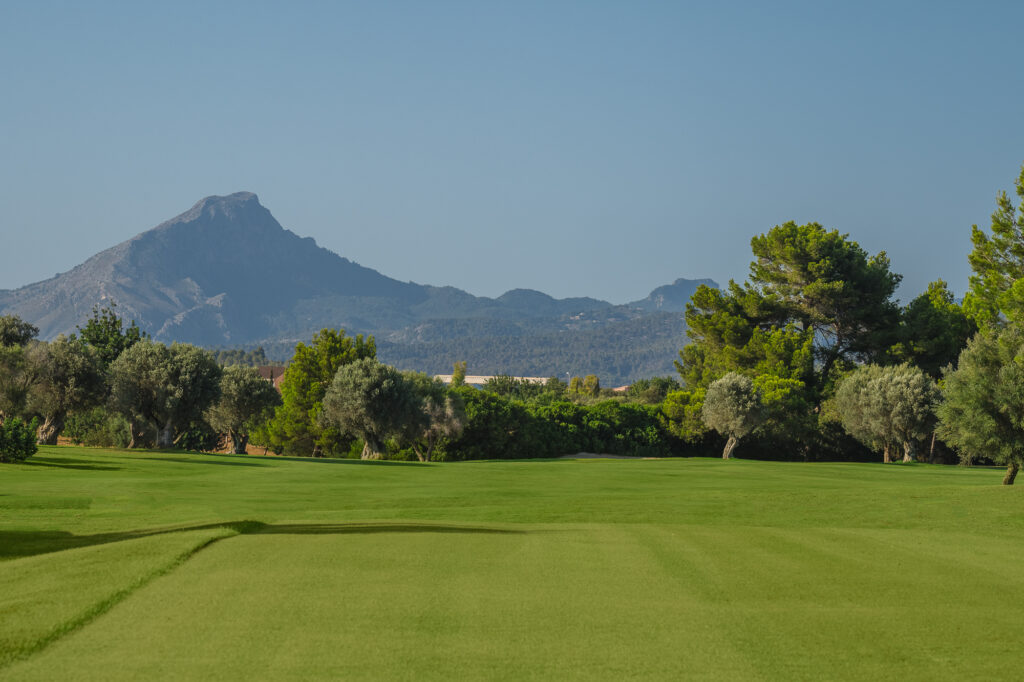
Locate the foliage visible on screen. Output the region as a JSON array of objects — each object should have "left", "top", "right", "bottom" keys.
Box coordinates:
[
  {"left": 76, "top": 302, "right": 147, "bottom": 368},
  {"left": 108, "top": 341, "right": 222, "bottom": 448},
  {"left": 63, "top": 407, "right": 132, "bottom": 448},
  {"left": 263, "top": 329, "right": 376, "bottom": 457},
  {"left": 0, "top": 315, "right": 39, "bottom": 347},
  {"left": 937, "top": 326, "right": 1024, "bottom": 484},
  {"left": 748, "top": 221, "right": 902, "bottom": 380},
  {"left": 831, "top": 364, "right": 940, "bottom": 463},
  {"left": 679, "top": 285, "right": 815, "bottom": 390},
  {"left": 438, "top": 388, "right": 675, "bottom": 461},
  {"left": 451, "top": 360, "right": 467, "bottom": 387},
  {"left": 679, "top": 221, "right": 900, "bottom": 397},
  {"left": 890, "top": 280, "right": 976, "bottom": 378},
  {"left": 401, "top": 371, "right": 465, "bottom": 461},
  {"left": 627, "top": 377, "right": 681, "bottom": 404},
  {"left": 963, "top": 163, "right": 1024, "bottom": 328},
  {"left": 0, "top": 416, "right": 38, "bottom": 462},
  {"left": 28, "top": 337, "right": 106, "bottom": 444},
  {"left": 207, "top": 366, "right": 282, "bottom": 454},
  {"left": 321, "top": 358, "right": 421, "bottom": 459},
  {"left": 211, "top": 347, "right": 273, "bottom": 367},
  {"left": 0, "top": 342, "right": 46, "bottom": 420},
  {"left": 661, "top": 388, "right": 708, "bottom": 443},
  {"left": 701, "top": 372, "right": 766, "bottom": 459},
  {"left": 483, "top": 375, "right": 546, "bottom": 401},
  {"left": 582, "top": 375, "right": 600, "bottom": 397}
]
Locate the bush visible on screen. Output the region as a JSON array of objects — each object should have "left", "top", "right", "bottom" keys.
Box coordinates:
[
  {"left": 64, "top": 407, "right": 132, "bottom": 448},
  {"left": 0, "top": 417, "right": 39, "bottom": 462}
]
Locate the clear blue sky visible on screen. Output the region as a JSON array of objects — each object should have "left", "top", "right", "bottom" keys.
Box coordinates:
[{"left": 2, "top": 1, "right": 1023, "bottom": 303}]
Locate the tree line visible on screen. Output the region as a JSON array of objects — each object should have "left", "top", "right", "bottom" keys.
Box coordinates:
[
  {"left": 0, "top": 304, "right": 281, "bottom": 461},
  {"left": 3, "top": 164, "right": 1024, "bottom": 483},
  {"left": 665, "top": 162, "right": 1024, "bottom": 484}
]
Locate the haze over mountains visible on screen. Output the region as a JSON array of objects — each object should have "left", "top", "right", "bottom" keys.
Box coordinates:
[{"left": 0, "top": 193, "right": 716, "bottom": 383}]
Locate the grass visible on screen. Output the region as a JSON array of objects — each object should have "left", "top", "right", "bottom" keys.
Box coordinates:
[{"left": 1, "top": 446, "right": 1022, "bottom": 680}]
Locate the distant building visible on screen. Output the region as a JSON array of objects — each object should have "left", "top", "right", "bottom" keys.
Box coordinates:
[
  {"left": 258, "top": 365, "right": 287, "bottom": 391},
  {"left": 434, "top": 375, "right": 549, "bottom": 387}
]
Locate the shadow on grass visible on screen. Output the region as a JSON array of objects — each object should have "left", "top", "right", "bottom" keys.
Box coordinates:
[
  {"left": 125, "top": 451, "right": 428, "bottom": 467},
  {"left": 122, "top": 455, "right": 269, "bottom": 468},
  {"left": 0, "top": 521, "right": 524, "bottom": 560},
  {"left": 23, "top": 458, "right": 122, "bottom": 472}
]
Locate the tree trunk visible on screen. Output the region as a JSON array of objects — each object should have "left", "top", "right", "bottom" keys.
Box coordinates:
[
  {"left": 928, "top": 431, "right": 936, "bottom": 463},
  {"left": 37, "top": 413, "right": 64, "bottom": 445},
  {"left": 722, "top": 435, "right": 738, "bottom": 460},
  {"left": 1003, "top": 461, "right": 1019, "bottom": 486},
  {"left": 902, "top": 441, "right": 914, "bottom": 463},
  {"left": 128, "top": 420, "right": 138, "bottom": 449},
  {"left": 882, "top": 443, "right": 892, "bottom": 464},
  {"left": 157, "top": 420, "right": 175, "bottom": 449},
  {"left": 361, "top": 438, "right": 385, "bottom": 460},
  {"left": 229, "top": 431, "right": 248, "bottom": 455}
]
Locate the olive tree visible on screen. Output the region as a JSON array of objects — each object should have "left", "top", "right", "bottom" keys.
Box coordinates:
[
  {"left": 832, "top": 363, "right": 939, "bottom": 463},
  {"left": 0, "top": 315, "right": 38, "bottom": 347},
  {"left": 0, "top": 315, "right": 43, "bottom": 422},
  {"left": 937, "top": 327, "right": 1024, "bottom": 485},
  {"left": 321, "top": 358, "right": 421, "bottom": 460},
  {"left": 701, "top": 372, "right": 766, "bottom": 459},
  {"left": 109, "top": 341, "right": 221, "bottom": 448},
  {"left": 402, "top": 371, "right": 465, "bottom": 462},
  {"left": 29, "top": 336, "right": 106, "bottom": 444},
  {"left": 207, "top": 365, "right": 282, "bottom": 454}
]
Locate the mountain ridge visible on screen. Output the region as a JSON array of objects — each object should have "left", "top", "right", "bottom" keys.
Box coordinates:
[{"left": 0, "top": 192, "right": 717, "bottom": 382}]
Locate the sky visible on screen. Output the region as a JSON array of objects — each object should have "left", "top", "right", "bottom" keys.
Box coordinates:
[{"left": 2, "top": 1, "right": 1023, "bottom": 304}]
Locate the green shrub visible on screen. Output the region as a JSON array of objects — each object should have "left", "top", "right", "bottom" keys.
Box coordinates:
[
  {"left": 0, "top": 417, "right": 39, "bottom": 462},
  {"left": 64, "top": 408, "right": 131, "bottom": 448}
]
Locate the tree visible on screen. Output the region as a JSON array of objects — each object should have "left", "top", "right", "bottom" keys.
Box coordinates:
[
  {"left": 451, "top": 360, "right": 467, "bottom": 387},
  {"left": 0, "top": 318, "right": 44, "bottom": 422},
  {"left": 0, "top": 417, "right": 38, "bottom": 463},
  {"left": 963, "top": 163, "right": 1024, "bottom": 328},
  {"left": 627, "top": 377, "right": 681, "bottom": 404},
  {"left": 662, "top": 387, "right": 709, "bottom": 443},
  {"left": 937, "top": 326, "right": 1024, "bottom": 485},
  {"left": 321, "top": 358, "right": 421, "bottom": 460},
  {"left": 263, "top": 329, "right": 376, "bottom": 457},
  {"left": 582, "top": 375, "right": 600, "bottom": 397},
  {"left": 701, "top": 372, "right": 766, "bottom": 459},
  {"left": 207, "top": 366, "right": 282, "bottom": 454},
  {"left": 401, "top": 371, "right": 465, "bottom": 462},
  {"left": 29, "top": 336, "right": 106, "bottom": 444},
  {"left": 109, "top": 341, "right": 221, "bottom": 448},
  {"left": 0, "top": 315, "right": 38, "bottom": 347},
  {"left": 749, "top": 222, "right": 901, "bottom": 382},
  {"left": 680, "top": 222, "right": 900, "bottom": 397},
  {"left": 831, "top": 364, "right": 940, "bottom": 463},
  {"left": 891, "top": 280, "right": 976, "bottom": 379},
  {"left": 77, "top": 302, "right": 147, "bottom": 368}
]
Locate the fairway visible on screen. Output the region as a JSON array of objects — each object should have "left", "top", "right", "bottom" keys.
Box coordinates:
[{"left": 2, "top": 448, "right": 1022, "bottom": 680}]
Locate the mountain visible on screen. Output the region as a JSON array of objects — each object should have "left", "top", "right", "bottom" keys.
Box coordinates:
[
  {"left": 628, "top": 277, "right": 718, "bottom": 313},
  {"left": 0, "top": 192, "right": 717, "bottom": 383}
]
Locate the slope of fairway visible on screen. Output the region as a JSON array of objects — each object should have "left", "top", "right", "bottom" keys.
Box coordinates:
[{"left": 1, "top": 447, "right": 1022, "bottom": 680}]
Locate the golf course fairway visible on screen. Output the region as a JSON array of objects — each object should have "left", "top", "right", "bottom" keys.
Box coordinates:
[{"left": 1, "top": 446, "right": 1022, "bottom": 680}]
